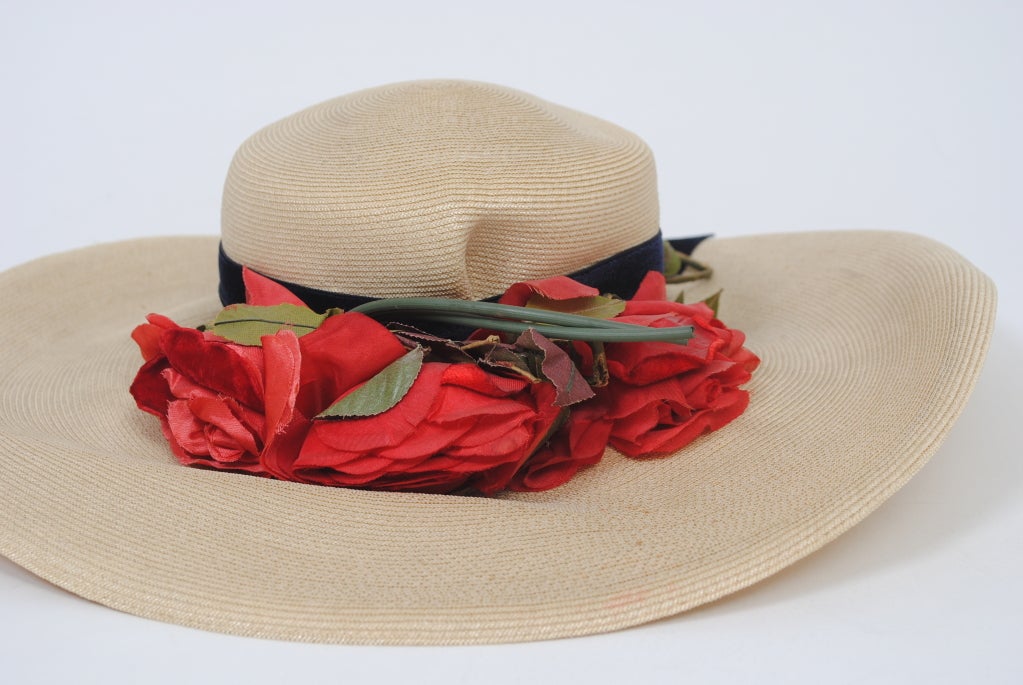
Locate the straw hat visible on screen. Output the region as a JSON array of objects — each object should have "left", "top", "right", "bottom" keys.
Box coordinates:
[{"left": 0, "top": 80, "right": 995, "bottom": 644}]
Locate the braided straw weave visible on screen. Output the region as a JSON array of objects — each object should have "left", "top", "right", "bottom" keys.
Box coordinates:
[
  {"left": 222, "top": 80, "right": 659, "bottom": 300},
  {"left": 0, "top": 81, "right": 996, "bottom": 644}
]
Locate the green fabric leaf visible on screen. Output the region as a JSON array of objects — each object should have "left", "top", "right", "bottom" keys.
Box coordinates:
[
  {"left": 702, "top": 289, "right": 723, "bottom": 318},
  {"left": 663, "top": 242, "right": 714, "bottom": 284},
  {"left": 525, "top": 294, "right": 626, "bottom": 320},
  {"left": 663, "top": 241, "right": 683, "bottom": 278},
  {"left": 317, "top": 347, "right": 424, "bottom": 419},
  {"left": 515, "top": 329, "right": 595, "bottom": 407},
  {"left": 209, "top": 304, "right": 329, "bottom": 346}
]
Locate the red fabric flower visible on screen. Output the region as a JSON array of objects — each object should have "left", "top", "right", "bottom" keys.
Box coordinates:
[
  {"left": 129, "top": 307, "right": 407, "bottom": 475},
  {"left": 281, "top": 362, "right": 562, "bottom": 494},
  {"left": 604, "top": 271, "right": 760, "bottom": 457},
  {"left": 493, "top": 270, "right": 759, "bottom": 461},
  {"left": 508, "top": 397, "right": 611, "bottom": 491},
  {"left": 130, "top": 316, "right": 296, "bottom": 474}
]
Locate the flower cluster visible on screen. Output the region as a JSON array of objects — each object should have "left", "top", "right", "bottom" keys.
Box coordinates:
[{"left": 130, "top": 267, "right": 759, "bottom": 494}]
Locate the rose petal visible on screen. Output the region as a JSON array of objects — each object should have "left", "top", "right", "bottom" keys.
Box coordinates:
[
  {"left": 243, "top": 266, "right": 307, "bottom": 307},
  {"left": 161, "top": 328, "right": 264, "bottom": 409},
  {"left": 631, "top": 271, "right": 668, "bottom": 301},
  {"left": 260, "top": 414, "right": 312, "bottom": 481},
  {"left": 188, "top": 396, "right": 262, "bottom": 458},
  {"left": 261, "top": 330, "right": 302, "bottom": 438},
  {"left": 131, "top": 313, "right": 179, "bottom": 362},
  {"left": 297, "top": 312, "right": 408, "bottom": 415},
  {"left": 166, "top": 400, "right": 213, "bottom": 456},
  {"left": 509, "top": 403, "right": 611, "bottom": 492},
  {"left": 498, "top": 275, "right": 600, "bottom": 307},
  {"left": 162, "top": 368, "right": 217, "bottom": 401},
  {"left": 471, "top": 382, "right": 561, "bottom": 494},
  {"left": 129, "top": 357, "right": 173, "bottom": 417}
]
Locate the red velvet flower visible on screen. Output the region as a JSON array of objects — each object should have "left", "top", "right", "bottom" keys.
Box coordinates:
[
  {"left": 129, "top": 307, "right": 407, "bottom": 475},
  {"left": 129, "top": 316, "right": 297, "bottom": 474},
  {"left": 282, "top": 362, "right": 562, "bottom": 494}
]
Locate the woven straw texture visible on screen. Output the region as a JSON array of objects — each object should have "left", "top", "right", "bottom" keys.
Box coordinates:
[
  {"left": 221, "top": 80, "right": 660, "bottom": 300},
  {"left": 0, "top": 230, "right": 994, "bottom": 644}
]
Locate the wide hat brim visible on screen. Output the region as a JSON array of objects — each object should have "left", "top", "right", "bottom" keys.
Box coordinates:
[{"left": 0, "top": 230, "right": 995, "bottom": 645}]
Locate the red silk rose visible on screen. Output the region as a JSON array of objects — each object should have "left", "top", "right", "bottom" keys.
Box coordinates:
[
  {"left": 277, "top": 362, "right": 562, "bottom": 494},
  {"left": 497, "top": 270, "right": 759, "bottom": 460},
  {"left": 130, "top": 315, "right": 296, "bottom": 474},
  {"left": 508, "top": 397, "right": 611, "bottom": 491},
  {"left": 606, "top": 271, "right": 759, "bottom": 456},
  {"left": 130, "top": 307, "right": 408, "bottom": 474}
]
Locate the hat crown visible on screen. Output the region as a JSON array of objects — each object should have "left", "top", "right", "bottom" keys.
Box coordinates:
[{"left": 221, "top": 80, "right": 660, "bottom": 300}]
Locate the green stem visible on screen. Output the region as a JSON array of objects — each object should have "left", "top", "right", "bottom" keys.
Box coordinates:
[
  {"left": 352, "top": 298, "right": 693, "bottom": 343},
  {"left": 353, "top": 298, "right": 642, "bottom": 330}
]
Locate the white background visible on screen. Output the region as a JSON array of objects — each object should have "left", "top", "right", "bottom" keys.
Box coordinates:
[{"left": 2, "top": 1, "right": 1020, "bottom": 683}]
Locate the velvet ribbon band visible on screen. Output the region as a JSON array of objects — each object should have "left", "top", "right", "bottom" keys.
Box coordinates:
[{"left": 219, "top": 232, "right": 707, "bottom": 313}]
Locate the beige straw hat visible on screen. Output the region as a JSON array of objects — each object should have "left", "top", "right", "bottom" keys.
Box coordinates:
[{"left": 0, "top": 80, "right": 995, "bottom": 645}]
